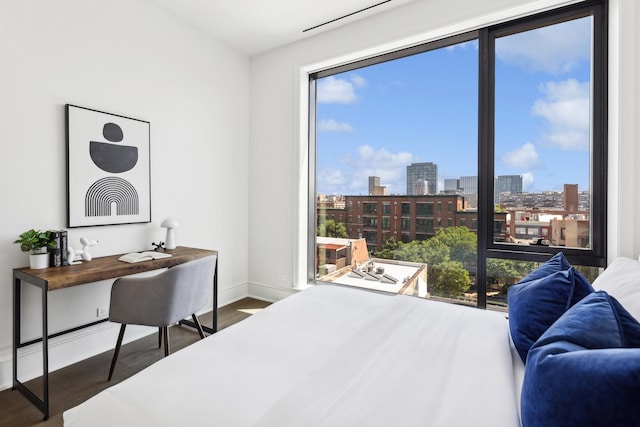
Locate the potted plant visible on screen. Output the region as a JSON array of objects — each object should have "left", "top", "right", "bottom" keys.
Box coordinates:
[{"left": 14, "top": 229, "right": 57, "bottom": 269}]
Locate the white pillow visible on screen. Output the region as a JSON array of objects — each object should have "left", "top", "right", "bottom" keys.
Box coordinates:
[{"left": 591, "top": 256, "right": 640, "bottom": 321}]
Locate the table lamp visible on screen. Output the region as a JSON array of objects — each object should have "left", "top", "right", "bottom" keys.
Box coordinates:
[{"left": 161, "top": 218, "right": 180, "bottom": 249}]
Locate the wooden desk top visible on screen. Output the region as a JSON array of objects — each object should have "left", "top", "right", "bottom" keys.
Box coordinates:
[{"left": 13, "top": 246, "right": 217, "bottom": 291}]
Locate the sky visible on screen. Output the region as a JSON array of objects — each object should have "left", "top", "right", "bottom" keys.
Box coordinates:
[{"left": 316, "top": 16, "right": 592, "bottom": 196}]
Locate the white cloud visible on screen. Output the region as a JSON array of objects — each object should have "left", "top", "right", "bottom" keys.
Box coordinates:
[
  {"left": 495, "top": 17, "right": 591, "bottom": 75},
  {"left": 531, "top": 79, "right": 590, "bottom": 150},
  {"left": 318, "top": 119, "right": 353, "bottom": 132},
  {"left": 318, "top": 167, "right": 348, "bottom": 189},
  {"left": 522, "top": 172, "right": 535, "bottom": 190},
  {"left": 317, "top": 74, "right": 367, "bottom": 104},
  {"left": 501, "top": 142, "right": 541, "bottom": 169},
  {"left": 350, "top": 74, "right": 367, "bottom": 89},
  {"left": 317, "top": 145, "right": 414, "bottom": 194},
  {"left": 445, "top": 39, "right": 478, "bottom": 52}
]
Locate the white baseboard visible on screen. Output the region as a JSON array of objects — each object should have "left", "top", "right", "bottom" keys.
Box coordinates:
[
  {"left": 0, "top": 282, "right": 256, "bottom": 392},
  {"left": 247, "top": 281, "right": 300, "bottom": 302}
]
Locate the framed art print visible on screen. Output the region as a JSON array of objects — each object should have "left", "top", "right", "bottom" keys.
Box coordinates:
[{"left": 66, "top": 104, "right": 151, "bottom": 227}]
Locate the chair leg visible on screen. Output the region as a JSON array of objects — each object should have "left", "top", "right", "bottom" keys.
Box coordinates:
[
  {"left": 163, "top": 326, "right": 170, "bottom": 357},
  {"left": 192, "top": 314, "right": 206, "bottom": 339},
  {"left": 158, "top": 327, "right": 163, "bottom": 349},
  {"left": 108, "top": 324, "right": 127, "bottom": 381}
]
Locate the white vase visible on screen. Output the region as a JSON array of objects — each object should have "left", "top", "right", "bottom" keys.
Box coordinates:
[{"left": 29, "top": 253, "right": 50, "bottom": 269}]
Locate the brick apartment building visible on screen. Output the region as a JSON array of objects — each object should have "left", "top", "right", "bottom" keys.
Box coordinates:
[{"left": 318, "top": 194, "right": 508, "bottom": 253}]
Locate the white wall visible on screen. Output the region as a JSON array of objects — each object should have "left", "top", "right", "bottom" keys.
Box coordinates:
[
  {"left": 248, "top": 0, "right": 640, "bottom": 298},
  {"left": 0, "top": 0, "right": 250, "bottom": 389}
]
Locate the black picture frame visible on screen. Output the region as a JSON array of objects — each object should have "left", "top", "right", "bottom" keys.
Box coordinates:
[{"left": 66, "top": 104, "right": 151, "bottom": 227}]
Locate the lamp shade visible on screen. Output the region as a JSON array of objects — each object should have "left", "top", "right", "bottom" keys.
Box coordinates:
[{"left": 161, "top": 218, "right": 180, "bottom": 229}]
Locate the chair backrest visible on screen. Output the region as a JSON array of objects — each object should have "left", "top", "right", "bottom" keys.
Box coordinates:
[
  {"left": 161, "top": 255, "right": 216, "bottom": 323},
  {"left": 109, "top": 255, "right": 216, "bottom": 326}
]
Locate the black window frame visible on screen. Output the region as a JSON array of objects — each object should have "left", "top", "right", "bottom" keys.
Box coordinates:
[{"left": 309, "top": 0, "right": 607, "bottom": 307}]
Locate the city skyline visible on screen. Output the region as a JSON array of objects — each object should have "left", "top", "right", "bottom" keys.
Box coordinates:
[
  {"left": 318, "top": 170, "right": 561, "bottom": 198},
  {"left": 316, "top": 16, "right": 592, "bottom": 197}
]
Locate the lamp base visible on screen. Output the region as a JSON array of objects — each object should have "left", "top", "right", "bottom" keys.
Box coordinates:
[{"left": 165, "top": 229, "right": 176, "bottom": 250}]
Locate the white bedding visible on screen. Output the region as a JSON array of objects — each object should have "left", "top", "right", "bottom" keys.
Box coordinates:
[{"left": 64, "top": 284, "right": 522, "bottom": 427}]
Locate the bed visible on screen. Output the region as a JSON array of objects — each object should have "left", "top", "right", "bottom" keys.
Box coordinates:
[{"left": 64, "top": 254, "right": 640, "bottom": 427}]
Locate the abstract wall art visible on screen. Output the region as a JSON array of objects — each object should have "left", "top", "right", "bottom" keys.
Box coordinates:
[{"left": 66, "top": 104, "right": 151, "bottom": 227}]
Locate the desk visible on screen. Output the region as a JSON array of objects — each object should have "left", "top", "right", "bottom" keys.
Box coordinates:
[{"left": 13, "top": 246, "right": 218, "bottom": 420}]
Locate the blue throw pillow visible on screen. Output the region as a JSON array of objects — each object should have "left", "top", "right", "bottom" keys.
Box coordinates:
[
  {"left": 517, "top": 252, "right": 572, "bottom": 283},
  {"left": 521, "top": 291, "right": 640, "bottom": 427},
  {"left": 508, "top": 266, "right": 593, "bottom": 363}
]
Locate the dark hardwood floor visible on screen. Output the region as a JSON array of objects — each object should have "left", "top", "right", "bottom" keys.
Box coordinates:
[{"left": 0, "top": 297, "right": 271, "bottom": 427}]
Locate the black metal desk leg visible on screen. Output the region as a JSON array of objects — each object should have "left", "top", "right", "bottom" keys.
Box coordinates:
[
  {"left": 13, "top": 276, "right": 50, "bottom": 420},
  {"left": 41, "top": 284, "right": 50, "bottom": 420},
  {"left": 212, "top": 260, "right": 218, "bottom": 332},
  {"left": 13, "top": 277, "right": 20, "bottom": 391},
  {"left": 178, "top": 257, "right": 218, "bottom": 334}
]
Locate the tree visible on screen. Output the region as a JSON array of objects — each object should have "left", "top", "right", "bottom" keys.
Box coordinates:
[
  {"left": 429, "top": 260, "right": 471, "bottom": 297},
  {"left": 429, "top": 226, "right": 477, "bottom": 270},
  {"left": 375, "top": 238, "right": 400, "bottom": 260},
  {"left": 317, "top": 219, "right": 348, "bottom": 238},
  {"left": 422, "top": 237, "right": 451, "bottom": 267}
]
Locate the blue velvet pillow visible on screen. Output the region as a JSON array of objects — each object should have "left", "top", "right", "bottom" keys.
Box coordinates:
[
  {"left": 521, "top": 291, "right": 640, "bottom": 427},
  {"left": 508, "top": 265, "right": 593, "bottom": 362}
]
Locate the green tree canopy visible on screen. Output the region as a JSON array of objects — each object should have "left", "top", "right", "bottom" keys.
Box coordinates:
[
  {"left": 429, "top": 226, "right": 477, "bottom": 270},
  {"left": 429, "top": 260, "right": 471, "bottom": 297},
  {"left": 317, "top": 219, "right": 348, "bottom": 238}
]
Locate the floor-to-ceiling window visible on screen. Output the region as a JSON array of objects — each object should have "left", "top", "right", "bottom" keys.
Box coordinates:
[{"left": 310, "top": 0, "right": 606, "bottom": 309}]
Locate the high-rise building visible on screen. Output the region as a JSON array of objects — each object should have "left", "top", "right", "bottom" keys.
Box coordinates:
[
  {"left": 444, "top": 178, "right": 460, "bottom": 193},
  {"left": 496, "top": 175, "right": 523, "bottom": 194},
  {"left": 407, "top": 162, "right": 438, "bottom": 195},
  {"left": 459, "top": 176, "right": 478, "bottom": 195},
  {"left": 564, "top": 183, "right": 579, "bottom": 212},
  {"left": 495, "top": 175, "right": 523, "bottom": 203},
  {"left": 368, "top": 176, "right": 386, "bottom": 196}
]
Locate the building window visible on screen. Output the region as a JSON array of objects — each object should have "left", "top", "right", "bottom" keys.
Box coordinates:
[
  {"left": 363, "top": 203, "right": 377, "bottom": 214},
  {"left": 310, "top": 0, "right": 606, "bottom": 308},
  {"left": 416, "top": 218, "right": 434, "bottom": 233},
  {"left": 382, "top": 216, "right": 391, "bottom": 229},
  {"left": 363, "top": 217, "right": 377, "bottom": 228},
  {"left": 416, "top": 202, "right": 433, "bottom": 216}
]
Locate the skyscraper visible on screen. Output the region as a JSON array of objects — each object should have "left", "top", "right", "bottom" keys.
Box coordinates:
[
  {"left": 459, "top": 176, "right": 478, "bottom": 195},
  {"left": 368, "top": 176, "right": 386, "bottom": 195},
  {"left": 406, "top": 162, "right": 438, "bottom": 195},
  {"left": 564, "top": 183, "right": 579, "bottom": 212},
  {"left": 444, "top": 178, "right": 460, "bottom": 193},
  {"left": 495, "top": 175, "right": 523, "bottom": 204}
]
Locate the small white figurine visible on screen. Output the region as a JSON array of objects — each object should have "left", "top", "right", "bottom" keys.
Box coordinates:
[{"left": 68, "top": 237, "right": 99, "bottom": 263}]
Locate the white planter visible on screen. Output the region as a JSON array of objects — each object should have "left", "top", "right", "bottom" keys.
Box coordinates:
[{"left": 29, "top": 253, "right": 50, "bottom": 269}]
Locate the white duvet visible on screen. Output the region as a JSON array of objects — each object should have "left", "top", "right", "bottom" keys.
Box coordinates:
[{"left": 64, "top": 284, "right": 521, "bottom": 427}]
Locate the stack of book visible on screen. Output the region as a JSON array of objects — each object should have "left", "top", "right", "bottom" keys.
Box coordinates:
[{"left": 49, "top": 230, "right": 69, "bottom": 267}]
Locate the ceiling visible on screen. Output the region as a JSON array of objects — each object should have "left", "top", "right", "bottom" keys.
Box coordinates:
[{"left": 149, "top": 0, "right": 416, "bottom": 56}]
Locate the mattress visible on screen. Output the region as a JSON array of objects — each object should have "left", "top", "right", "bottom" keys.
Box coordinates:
[{"left": 64, "top": 284, "right": 522, "bottom": 427}]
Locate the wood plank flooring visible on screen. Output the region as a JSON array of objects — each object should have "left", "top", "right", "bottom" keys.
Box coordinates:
[{"left": 0, "top": 297, "right": 271, "bottom": 427}]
